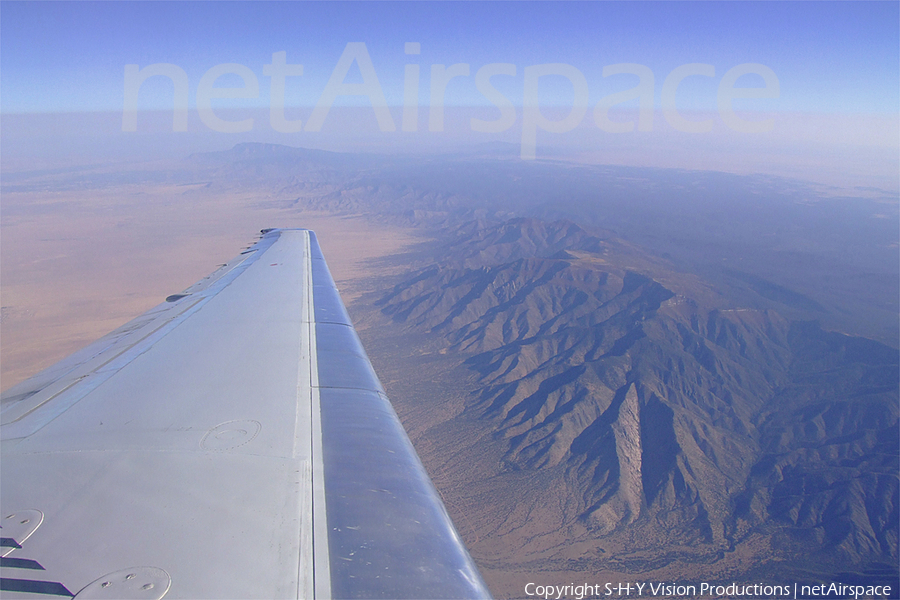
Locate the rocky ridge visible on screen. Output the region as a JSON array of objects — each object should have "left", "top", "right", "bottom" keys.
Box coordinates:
[{"left": 375, "top": 217, "right": 898, "bottom": 579}]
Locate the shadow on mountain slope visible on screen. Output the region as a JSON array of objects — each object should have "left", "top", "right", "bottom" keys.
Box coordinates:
[{"left": 372, "top": 217, "right": 898, "bottom": 585}]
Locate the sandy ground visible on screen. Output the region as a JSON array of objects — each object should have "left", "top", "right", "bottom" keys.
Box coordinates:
[{"left": 1, "top": 183, "right": 416, "bottom": 390}]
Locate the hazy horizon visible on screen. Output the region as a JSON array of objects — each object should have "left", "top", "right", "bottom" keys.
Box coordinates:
[{"left": 2, "top": 1, "right": 898, "bottom": 191}]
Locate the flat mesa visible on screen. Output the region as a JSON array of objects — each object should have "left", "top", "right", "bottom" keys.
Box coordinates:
[{"left": 0, "top": 229, "right": 489, "bottom": 600}]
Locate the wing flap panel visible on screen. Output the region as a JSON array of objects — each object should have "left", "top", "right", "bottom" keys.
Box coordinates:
[
  {"left": 312, "top": 284, "right": 353, "bottom": 326},
  {"left": 306, "top": 232, "right": 489, "bottom": 599},
  {"left": 315, "top": 323, "right": 384, "bottom": 393},
  {"left": 319, "top": 388, "right": 484, "bottom": 599},
  {"left": 310, "top": 255, "right": 353, "bottom": 326}
]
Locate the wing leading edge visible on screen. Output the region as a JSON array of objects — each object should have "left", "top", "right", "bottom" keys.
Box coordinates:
[{"left": 1, "top": 229, "right": 490, "bottom": 599}]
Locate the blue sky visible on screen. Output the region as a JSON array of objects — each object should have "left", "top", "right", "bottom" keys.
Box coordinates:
[
  {"left": 2, "top": 1, "right": 898, "bottom": 114},
  {"left": 1, "top": 1, "right": 897, "bottom": 190}
]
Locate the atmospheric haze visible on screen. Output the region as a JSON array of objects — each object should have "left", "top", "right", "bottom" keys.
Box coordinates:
[{"left": 2, "top": 2, "right": 898, "bottom": 598}]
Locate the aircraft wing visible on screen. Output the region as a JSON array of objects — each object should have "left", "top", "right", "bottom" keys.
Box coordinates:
[{"left": 1, "top": 229, "right": 490, "bottom": 599}]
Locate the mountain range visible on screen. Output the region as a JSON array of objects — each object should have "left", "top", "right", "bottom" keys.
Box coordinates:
[{"left": 371, "top": 216, "right": 898, "bottom": 590}]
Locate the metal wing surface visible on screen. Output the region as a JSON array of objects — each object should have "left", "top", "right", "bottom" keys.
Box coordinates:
[{"left": 0, "top": 229, "right": 489, "bottom": 600}]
